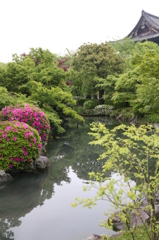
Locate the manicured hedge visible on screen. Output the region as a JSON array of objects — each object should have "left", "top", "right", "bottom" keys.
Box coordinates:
[
  {"left": 1, "top": 103, "right": 50, "bottom": 142},
  {"left": 83, "top": 99, "right": 98, "bottom": 109},
  {"left": 0, "top": 121, "right": 42, "bottom": 171}
]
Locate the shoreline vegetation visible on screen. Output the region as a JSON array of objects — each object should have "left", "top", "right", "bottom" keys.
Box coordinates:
[{"left": 1, "top": 38, "right": 159, "bottom": 239}]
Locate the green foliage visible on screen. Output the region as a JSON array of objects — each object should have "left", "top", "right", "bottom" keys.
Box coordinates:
[
  {"left": 71, "top": 42, "right": 125, "bottom": 99},
  {"left": 112, "top": 38, "right": 159, "bottom": 70},
  {"left": 0, "top": 87, "right": 15, "bottom": 111},
  {"left": 0, "top": 121, "right": 41, "bottom": 171},
  {"left": 0, "top": 62, "right": 6, "bottom": 68},
  {"left": 112, "top": 37, "right": 136, "bottom": 57},
  {"left": 112, "top": 224, "right": 151, "bottom": 240},
  {"left": 76, "top": 98, "right": 86, "bottom": 106},
  {"left": 20, "top": 80, "right": 84, "bottom": 132},
  {"left": 111, "top": 42, "right": 159, "bottom": 115},
  {"left": 145, "top": 113, "right": 159, "bottom": 123},
  {"left": 1, "top": 103, "right": 50, "bottom": 142},
  {"left": 132, "top": 51, "right": 159, "bottom": 115},
  {"left": 95, "top": 75, "right": 117, "bottom": 101},
  {"left": 0, "top": 48, "right": 84, "bottom": 135},
  {"left": 83, "top": 99, "right": 98, "bottom": 109},
  {"left": 95, "top": 105, "right": 113, "bottom": 110},
  {"left": 104, "top": 99, "right": 113, "bottom": 105},
  {"left": 73, "top": 123, "right": 159, "bottom": 240}
]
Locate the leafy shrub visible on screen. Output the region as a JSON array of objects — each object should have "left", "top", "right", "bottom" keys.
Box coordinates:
[
  {"left": 0, "top": 121, "right": 42, "bottom": 171},
  {"left": 104, "top": 99, "right": 113, "bottom": 105},
  {"left": 0, "top": 87, "right": 14, "bottom": 111},
  {"left": 95, "top": 104, "right": 113, "bottom": 110},
  {"left": 83, "top": 100, "right": 98, "bottom": 109},
  {"left": 114, "top": 101, "right": 130, "bottom": 109},
  {"left": 146, "top": 113, "right": 159, "bottom": 123},
  {"left": 77, "top": 98, "right": 86, "bottom": 106},
  {"left": 1, "top": 103, "right": 50, "bottom": 142}
]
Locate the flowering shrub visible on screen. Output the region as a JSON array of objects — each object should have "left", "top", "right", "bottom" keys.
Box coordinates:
[
  {"left": 0, "top": 121, "right": 42, "bottom": 171},
  {"left": 1, "top": 103, "right": 50, "bottom": 142}
]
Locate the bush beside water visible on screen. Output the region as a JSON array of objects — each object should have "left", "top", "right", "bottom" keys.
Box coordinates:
[
  {"left": 0, "top": 121, "right": 42, "bottom": 171},
  {"left": 1, "top": 103, "right": 50, "bottom": 143},
  {"left": 83, "top": 99, "right": 98, "bottom": 109}
]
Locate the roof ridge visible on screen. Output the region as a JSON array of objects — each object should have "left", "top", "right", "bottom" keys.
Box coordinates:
[
  {"left": 142, "top": 10, "right": 159, "bottom": 30},
  {"left": 142, "top": 10, "right": 159, "bottom": 20}
]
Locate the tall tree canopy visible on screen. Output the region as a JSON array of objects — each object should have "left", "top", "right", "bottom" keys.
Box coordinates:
[
  {"left": 0, "top": 48, "right": 83, "bottom": 135},
  {"left": 111, "top": 41, "right": 159, "bottom": 115},
  {"left": 70, "top": 43, "right": 125, "bottom": 103}
]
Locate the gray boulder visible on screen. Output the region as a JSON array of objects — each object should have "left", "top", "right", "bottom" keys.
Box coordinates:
[
  {"left": 108, "top": 196, "right": 159, "bottom": 232},
  {"left": 22, "top": 163, "right": 36, "bottom": 172},
  {"left": 0, "top": 170, "right": 13, "bottom": 184},
  {"left": 85, "top": 234, "right": 101, "bottom": 240},
  {"left": 154, "top": 123, "right": 159, "bottom": 129},
  {"left": 34, "top": 156, "right": 49, "bottom": 169}
]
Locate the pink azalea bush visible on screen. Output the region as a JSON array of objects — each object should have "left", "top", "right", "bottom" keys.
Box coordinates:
[
  {"left": 1, "top": 103, "right": 50, "bottom": 142},
  {"left": 0, "top": 121, "right": 42, "bottom": 171}
]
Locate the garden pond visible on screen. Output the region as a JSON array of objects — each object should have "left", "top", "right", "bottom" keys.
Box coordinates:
[{"left": 0, "top": 117, "right": 122, "bottom": 240}]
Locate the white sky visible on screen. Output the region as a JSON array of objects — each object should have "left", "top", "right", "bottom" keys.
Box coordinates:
[{"left": 1, "top": 0, "right": 159, "bottom": 63}]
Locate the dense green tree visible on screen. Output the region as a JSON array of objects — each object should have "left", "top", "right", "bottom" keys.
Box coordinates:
[
  {"left": 110, "top": 41, "right": 159, "bottom": 111},
  {"left": 71, "top": 43, "right": 125, "bottom": 104},
  {"left": 73, "top": 123, "right": 159, "bottom": 240},
  {"left": 0, "top": 87, "right": 14, "bottom": 111},
  {"left": 132, "top": 50, "right": 159, "bottom": 115},
  {"left": 0, "top": 48, "right": 84, "bottom": 135}
]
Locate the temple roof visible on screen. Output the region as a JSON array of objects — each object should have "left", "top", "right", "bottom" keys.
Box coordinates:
[{"left": 127, "top": 10, "right": 159, "bottom": 44}]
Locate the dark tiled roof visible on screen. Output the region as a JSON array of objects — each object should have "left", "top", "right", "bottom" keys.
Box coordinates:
[
  {"left": 127, "top": 10, "right": 159, "bottom": 39},
  {"left": 142, "top": 10, "right": 159, "bottom": 30},
  {"left": 131, "top": 32, "right": 159, "bottom": 41}
]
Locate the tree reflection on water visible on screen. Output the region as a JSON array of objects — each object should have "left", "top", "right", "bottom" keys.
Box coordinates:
[{"left": 0, "top": 117, "right": 119, "bottom": 239}]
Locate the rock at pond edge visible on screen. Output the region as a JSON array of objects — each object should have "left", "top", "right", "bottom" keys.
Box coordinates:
[
  {"left": 34, "top": 156, "right": 49, "bottom": 169},
  {"left": 0, "top": 169, "right": 13, "bottom": 184}
]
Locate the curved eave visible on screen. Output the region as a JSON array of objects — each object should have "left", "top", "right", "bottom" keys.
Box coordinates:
[
  {"left": 130, "top": 32, "right": 159, "bottom": 42},
  {"left": 143, "top": 11, "right": 159, "bottom": 31},
  {"left": 127, "top": 15, "right": 143, "bottom": 37},
  {"left": 127, "top": 10, "right": 159, "bottom": 38}
]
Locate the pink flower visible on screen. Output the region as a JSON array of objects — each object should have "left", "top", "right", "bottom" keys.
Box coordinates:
[
  {"left": 28, "top": 158, "right": 31, "bottom": 163},
  {"left": 13, "top": 137, "right": 17, "bottom": 141},
  {"left": 24, "top": 150, "right": 28, "bottom": 156},
  {"left": 37, "top": 143, "right": 42, "bottom": 149},
  {"left": 7, "top": 138, "right": 10, "bottom": 142},
  {"left": 25, "top": 132, "right": 29, "bottom": 139},
  {"left": 9, "top": 163, "right": 13, "bottom": 169},
  {"left": 33, "top": 138, "right": 36, "bottom": 144},
  {"left": 5, "top": 126, "right": 12, "bottom": 132},
  {"left": 3, "top": 132, "right": 7, "bottom": 138}
]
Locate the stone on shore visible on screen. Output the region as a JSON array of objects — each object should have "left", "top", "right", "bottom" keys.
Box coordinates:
[
  {"left": 34, "top": 156, "right": 49, "bottom": 169},
  {"left": 85, "top": 234, "right": 101, "bottom": 240},
  {"left": 0, "top": 170, "right": 13, "bottom": 184},
  {"left": 108, "top": 195, "right": 159, "bottom": 231}
]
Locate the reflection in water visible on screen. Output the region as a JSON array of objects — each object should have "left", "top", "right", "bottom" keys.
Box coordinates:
[{"left": 0, "top": 117, "right": 119, "bottom": 240}]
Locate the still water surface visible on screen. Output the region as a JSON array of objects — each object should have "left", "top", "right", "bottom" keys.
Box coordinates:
[{"left": 0, "top": 117, "right": 119, "bottom": 240}]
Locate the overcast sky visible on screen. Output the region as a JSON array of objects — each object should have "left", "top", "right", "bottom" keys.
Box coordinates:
[{"left": 1, "top": 0, "right": 159, "bottom": 63}]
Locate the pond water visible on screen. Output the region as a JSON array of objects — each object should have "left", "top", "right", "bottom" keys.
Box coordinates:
[{"left": 0, "top": 117, "right": 120, "bottom": 240}]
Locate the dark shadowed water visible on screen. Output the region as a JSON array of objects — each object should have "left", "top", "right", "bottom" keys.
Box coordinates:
[{"left": 0, "top": 117, "right": 120, "bottom": 240}]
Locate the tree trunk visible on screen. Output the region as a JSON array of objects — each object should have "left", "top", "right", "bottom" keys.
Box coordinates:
[{"left": 98, "top": 89, "right": 104, "bottom": 104}]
